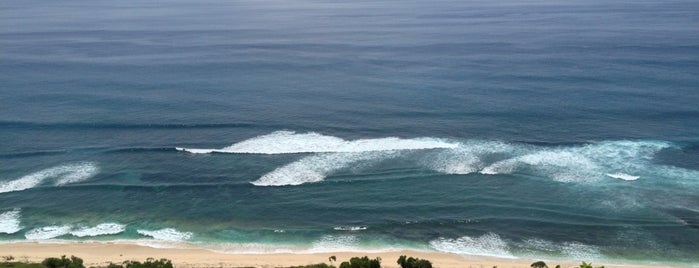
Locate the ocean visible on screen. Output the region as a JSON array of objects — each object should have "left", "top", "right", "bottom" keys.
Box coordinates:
[{"left": 1, "top": 0, "right": 698, "bottom": 264}]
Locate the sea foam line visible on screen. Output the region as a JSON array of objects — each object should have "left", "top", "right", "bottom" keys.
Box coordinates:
[
  {"left": 429, "top": 233, "right": 516, "bottom": 259},
  {"left": 70, "top": 223, "right": 126, "bottom": 237},
  {"left": 0, "top": 162, "right": 99, "bottom": 193},
  {"left": 177, "top": 131, "right": 458, "bottom": 154},
  {"left": 182, "top": 132, "right": 691, "bottom": 186},
  {"left": 252, "top": 151, "right": 398, "bottom": 186},
  {"left": 137, "top": 228, "right": 193, "bottom": 241},
  {"left": 424, "top": 140, "right": 677, "bottom": 183},
  {"left": 25, "top": 225, "right": 73, "bottom": 240},
  {"left": 0, "top": 209, "right": 22, "bottom": 234}
]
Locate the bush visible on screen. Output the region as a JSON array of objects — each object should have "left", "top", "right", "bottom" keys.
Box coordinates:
[
  {"left": 287, "top": 264, "right": 335, "bottom": 268},
  {"left": 338, "top": 256, "right": 380, "bottom": 268},
  {"left": 41, "top": 255, "right": 84, "bottom": 268},
  {"left": 531, "top": 261, "right": 548, "bottom": 268},
  {"left": 578, "top": 262, "right": 604, "bottom": 268},
  {"left": 121, "top": 258, "right": 173, "bottom": 268},
  {"left": 397, "top": 256, "right": 432, "bottom": 268}
]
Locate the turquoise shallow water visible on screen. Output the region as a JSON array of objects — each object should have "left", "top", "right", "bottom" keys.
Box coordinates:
[{"left": 1, "top": 0, "right": 699, "bottom": 264}]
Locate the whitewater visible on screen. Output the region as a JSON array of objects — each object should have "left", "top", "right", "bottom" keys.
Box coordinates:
[{"left": 177, "top": 131, "right": 694, "bottom": 186}]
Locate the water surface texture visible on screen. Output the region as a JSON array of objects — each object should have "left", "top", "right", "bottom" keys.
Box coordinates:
[{"left": 1, "top": 0, "right": 699, "bottom": 264}]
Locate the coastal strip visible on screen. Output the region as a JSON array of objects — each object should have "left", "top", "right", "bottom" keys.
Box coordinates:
[{"left": 0, "top": 242, "right": 681, "bottom": 268}]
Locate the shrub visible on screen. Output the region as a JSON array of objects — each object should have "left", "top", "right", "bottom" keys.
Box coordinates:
[
  {"left": 121, "top": 258, "right": 173, "bottom": 268},
  {"left": 531, "top": 261, "right": 548, "bottom": 268},
  {"left": 105, "top": 263, "right": 124, "bottom": 268},
  {"left": 578, "top": 261, "right": 604, "bottom": 268},
  {"left": 287, "top": 264, "right": 335, "bottom": 268},
  {"left": 41, "top": 255, "right": 84, "bottom": 268},
  {"left": 338, "top": 256, "right": 380, "bottom": 268},
  {"left": 397, "top": 255, "right": 432, "bottom": 268}
]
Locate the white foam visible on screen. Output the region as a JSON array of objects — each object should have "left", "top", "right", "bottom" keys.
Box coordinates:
[
  {"left": 474, "top": 140, "right": 674, "bottom": 183},
  {"left": 25, "top": 225, "right": 72, "bottom": 240},
  {"left": 606, "top": 173, "right": 640, "bottom": 181},
  {"left": 308, "top": 234, "right": 360, "bottom": 253},
  {"left": 252, "top": 151, "right": 397, "bottom": 186},
  {"left": 179, "top": 131, "right": 458, "bottom": 154},
  {"left": 0, "top": 162, "right": 99, "bottom": 193},
  {"left": 522, "top": 238, "right": 602, "bottom": 259},
  {"left": 137, "top": 228, "right": 193, "bottom": 241},
  {"left": 429, "top": 233, "right": 515, "bottom": 259},
  {"left": 481, "top": 150, "right": 600, "bottom": 182},
  {"left": 70, "top": 223, "right": 126, "bottom": 237},
  {"left": 333, "top": 226, "right": 367, "bottom": 231},
  {"left": 0, "top": 209, "right": 22, "bottom": 234},
  {"left": 425, "top": 141, "right": 517, "bottom": 174},
  {"left": 559, "top": 241, "right": 602, "bottom": 260}
]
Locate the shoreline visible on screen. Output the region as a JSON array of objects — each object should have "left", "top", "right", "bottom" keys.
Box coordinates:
[{"left": 0, "top": 241, "right": 691, "bottom": 268}]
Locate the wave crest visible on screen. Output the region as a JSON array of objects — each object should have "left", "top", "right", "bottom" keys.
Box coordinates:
[
  {"left": 178, "top": 131, "right": 457, "bottom": 154},
  {"left": 70, "top": 223, "right": 126, "bottom": 237},
  {"left": 0, "top": 162, "right": 99, "bottom": 193},
  {"left": 137, "top": 228, "right": 193, "bottom": 241},
  {"left": 0, "top": 209, "right": 22, "bottom": 234},
  {"left": 25, "top": 225, "right": 73, "bottom": 240},
  {"left": 252, "top": 152, "right": 397, "bottom": 186},
  {"left": 429, "top": 233, "right": 514, "bottom": 258}
]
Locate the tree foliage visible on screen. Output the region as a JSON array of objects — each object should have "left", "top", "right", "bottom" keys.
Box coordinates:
[
  {"left": 338, "top": 256, "right": 380, "bottom": 268},
  {"left": 397, "top": 255, "right": 432, "bottom": 268},
  {"left": 578, "top": 261, "right": 604, "bottom": 268},
  {"left": 104, "top": 258, "right": 173, "bottom": 268},
  {"left": 41, "top": 255, "right": 84, "bottom": 268},
  {"left": 287, "top": 264, "right": 335, "bottom": 268},
  {"left": 123, "top": 258, "right": 173, "bottom": 268},
  {"left": 530, "top": 261, "right": 548, "bottom": 268}
]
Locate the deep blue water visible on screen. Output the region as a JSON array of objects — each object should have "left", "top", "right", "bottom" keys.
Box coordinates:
[{"left": 1, "top": 0, "right": 699, "bottom": 264}]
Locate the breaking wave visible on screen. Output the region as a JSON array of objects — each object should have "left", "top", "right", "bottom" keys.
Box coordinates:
[
  {"left": 137, "top": 228, "right": 193, "bottom": 241},
  {"left": 252, "top": 151, "right": 398, "bottom": 186},
  {"left": 423, "top": 140, "right": 517, "bottom": 174},
  {"left": 0, "top": 209, "right": 22, "bottom": 234},
  {"left": 308, "top": 234, "right": 361, "bottom": 252},
  {"left": 606, "top": 173, "right": 640, "bottom": 181},
  {"left": 0, "top": 162, "right": 99, "bottom": 193},
  {"left": 333, "top": 226, "right": 368, "bottom": 231},
  {"left": 25, "top": 225, "right": 73, "bottom": 240},
  {"left": 177, "top": 131, "right": 694, "bottom": 186},
  {"left": 475, "top": 140, "right": 674, "bottom": 182},
  {"left": 177, "top": 130, "right": 458, "bottom": 154},
  {"left": 522, "top": 238, "right": 602, "bottom": 260},
  {"left": 70, "top": 223, "right": 126, "bottom": 237},
  {"left": 429, "top": 233, "right": 515, "bottom": 258}
]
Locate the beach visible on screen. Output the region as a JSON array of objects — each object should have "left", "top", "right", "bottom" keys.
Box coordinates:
[{"left": 0, "top": 242, "right": 684, "bottom": 268}]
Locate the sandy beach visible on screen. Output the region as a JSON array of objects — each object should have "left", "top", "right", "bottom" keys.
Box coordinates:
[{"left": 0, "top": 242, "right": 685, "bottom": 268}]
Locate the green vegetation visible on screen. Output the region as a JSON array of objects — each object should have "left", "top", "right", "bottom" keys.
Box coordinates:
[
  {"left": 106, "top": 258, "right": 173, "bottom": 268},
  {"left": 578, "top": 261, "right": 605, "bottom": 268},
  {"left": 0, "top": 263, "right": 44, "bottom": 268},
  {"left": 41, "top": 256, "right": 84, "bottom": 268},
  {"left": 0, "top": 256, "right": 175, "bottom": 268},
  {"left": 338, "top": 256, "right": 380, "bottom": 268},
  {"left": 530, "top": 261, "right": 548, "bottom": 268},
  {"left": 286, "top": 264, "right": 335, "bottom": 268},
  {"left": 0, "top": 254, "right": 611, "bottom": 268},
  {"left": 397, "top": 255, "right": 432, "bottom": 268}
]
